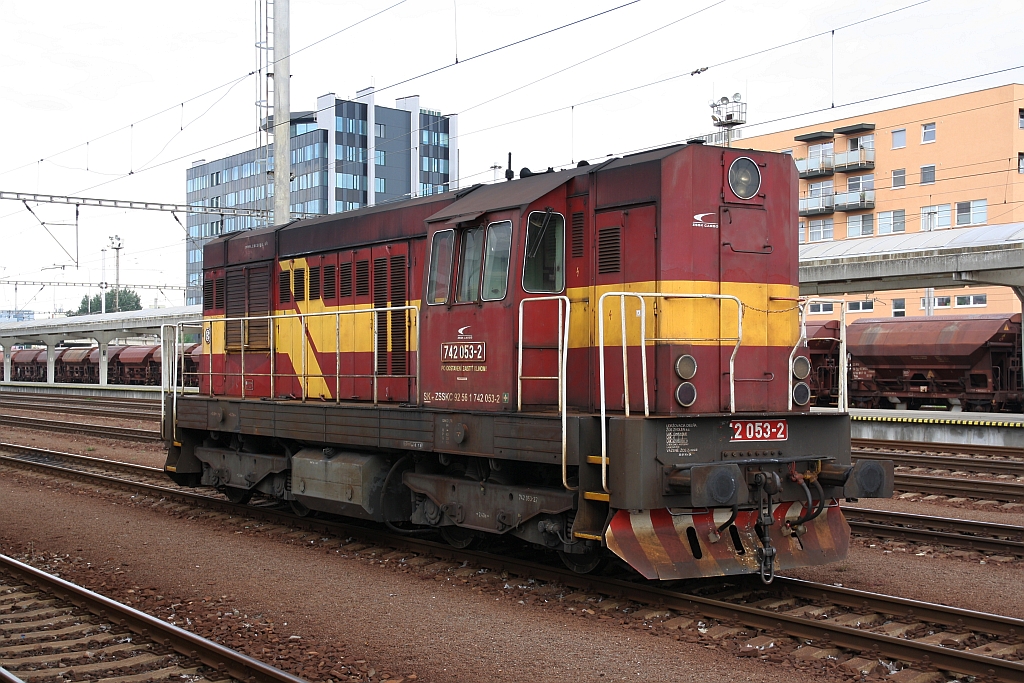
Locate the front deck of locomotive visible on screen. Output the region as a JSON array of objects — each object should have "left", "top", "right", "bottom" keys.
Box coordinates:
[{"left": 162, "top": 143, "right": 893, "bottom": 584}]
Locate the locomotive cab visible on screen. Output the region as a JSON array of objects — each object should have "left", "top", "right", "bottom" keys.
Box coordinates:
[{"left": 163, "top": 142, "right": 893, "bottom": 583}]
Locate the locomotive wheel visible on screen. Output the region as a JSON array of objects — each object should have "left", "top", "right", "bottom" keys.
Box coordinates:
[
  {"left": 440, "top": 526, "right": 480, "bottom": 549},
  {"left": 223, "top": 487, "right": 253, "bottom": 505},
  {"left": 558, "top": 548, "right": 605, "bottom": 574},
  {"left": 290, "top": 500, "right": 312, "bottom": 517}
]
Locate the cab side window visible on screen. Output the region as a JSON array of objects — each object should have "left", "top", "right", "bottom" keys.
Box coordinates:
[
  {"left": 481, "top": 221, "right": 512, "bottom": 301},
  {"left": 426, "top": 229, "right": 455, "bottom": 304},
  {"left": 456, "top": 226, "right": 485, "bottom": 302},
  {"left": 523, "top": 211, "right": 565, "bottom": 293}
]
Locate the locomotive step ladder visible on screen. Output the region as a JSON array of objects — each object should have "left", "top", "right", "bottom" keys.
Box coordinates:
[{"left": 572, "top": 455, "right": 610, "bottom": 540}]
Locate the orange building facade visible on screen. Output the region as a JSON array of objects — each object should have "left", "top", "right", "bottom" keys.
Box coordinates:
[{"left": 740, "top": 84, "right": 1024, "bottom": 321}]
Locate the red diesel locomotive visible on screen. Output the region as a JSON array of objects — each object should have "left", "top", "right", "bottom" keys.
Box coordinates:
[{"left": 163, "top": 143, "right": 893, "bottom": 582}]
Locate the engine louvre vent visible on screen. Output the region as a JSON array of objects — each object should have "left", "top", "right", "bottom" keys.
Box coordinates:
[
  {"left": 339, "top": 262, "right": 353, "bottom": 298},
  {"left": 571, "top": 212, "right": 585, "bottom": 259},
  {"left": 597, "top": 226, "right": 621, "bottom": 274},
  {"left": 355, "top": 260, "right": 370, "bottom": 297}
]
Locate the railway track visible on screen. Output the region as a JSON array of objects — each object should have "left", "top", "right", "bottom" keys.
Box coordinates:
[
  {"left": 0, "top": 416, "right": 161, "bottom": 443},
  {"left": 892, "top": 472, "right": 1024, "bottom": 503},
  {"left": 0, "top": 553, "right": 306, "bottom": 683},
  {"left": 845, "top": 508, "right": 1024, "bottom": 556},
  {"left": 854, "top": 439, "right": 1024, "bottom": 477},
  {"left": 0, "top": 394, "right": 160, "bottom": 421},
  {"left": 2, "top": 446, "right": 1023, "bottom": 681}
]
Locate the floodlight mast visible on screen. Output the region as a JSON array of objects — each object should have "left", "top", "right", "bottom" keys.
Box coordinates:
[{"left": 710, "top": 93, "right": 747, "bottom": 148}]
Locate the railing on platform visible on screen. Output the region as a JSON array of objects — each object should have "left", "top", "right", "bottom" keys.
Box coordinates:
[
  {"left": 517, "top": 295, "right": 572, "bottom": 490},
  {"left": 163, "top": 306, "right": 419, "bottom": 442},
  {"left": 789, "top": 298, "right": 848, "bottom": 412},
  {"left": 597, "top": 292, "right": 743, "bottom": 493}
]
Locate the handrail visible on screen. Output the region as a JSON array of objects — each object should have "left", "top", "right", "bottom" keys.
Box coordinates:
[
  {"left": 597, "top": 292, "right": 743, "bottom": 493},
  {"left": 172, "top": 305, "right": 419, "bottom": 427},
  {"left": 789, "top": 298, "right": 847, "bottom": 411},
  {"left": 517, "top": 295, "right": 572, "bottom": 490},
  {"left": 163, "top": 322, "right": 204, "bottom": 443}
]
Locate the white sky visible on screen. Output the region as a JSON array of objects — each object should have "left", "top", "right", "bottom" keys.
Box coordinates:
[{"left": 0, "top": 0, "right": 1020, "bottom": 315}]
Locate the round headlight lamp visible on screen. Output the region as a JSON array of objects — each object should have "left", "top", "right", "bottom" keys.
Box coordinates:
[
  {"left": 675, "top": 354, "right": 698, "bottom": 380},
  {"left": 792, "top": 355, "right": 811, "bottom": 380},
  {"left": 793, "top": 381, "right": 811, "bottom": 406},
  {"left": 728, "top": 157, "right": 761, "bottom": 200}
]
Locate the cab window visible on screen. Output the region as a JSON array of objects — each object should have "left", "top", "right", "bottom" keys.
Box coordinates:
[
  {"left": 481, "top": 221, "right": 513, "bottom": 301},
  {"left": 456, "top": 226, "right": 485, "bottom": 302},
  {"left": 523, "top": 210, "right": 565, "bottom": 293},
  {"left": 426, "top": 229, "right": 454, "bottom": 304}
]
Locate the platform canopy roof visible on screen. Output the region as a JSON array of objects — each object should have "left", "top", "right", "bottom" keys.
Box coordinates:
[
  {"left": 799, "top": 222, "right": 1024, "bottom": 298},
  {"left": 0, "top": 305, "right": 202, "bottom": 345}
]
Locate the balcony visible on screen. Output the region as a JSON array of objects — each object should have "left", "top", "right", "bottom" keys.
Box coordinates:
[
  {"left": 834, "top": 148, "right": 875, "bottom": 172},
  {"left": 799, "top": 194, "right": 835, "bottom": 216},
  {"left": 794, "top": 155, "right": 834, "bottom": 179},
  {"left": 834, "top": 189, "right": 875, "bottom": 211}
]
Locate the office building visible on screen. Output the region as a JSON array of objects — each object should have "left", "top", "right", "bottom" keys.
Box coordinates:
[{"left": 184, "top": 89, "right": 458, "bottom": 305}]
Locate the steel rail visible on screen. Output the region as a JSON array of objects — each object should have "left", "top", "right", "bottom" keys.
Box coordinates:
[
  {"left": 894, "top": 472, "right": 1024, "bottom": 502},
  {"left": 0, "top": 415, "right": 161, "bottom": 442},
  {"left": 857, "top": 450, "right": 1024, "bottom": 476},
  {"left": 0, "top": 441, "right": 164, "bottom": 477},
  {"left": 0, "top": 553, "right": 308, "bottom": 683},
  {"left": 0, "top": 401, "right": 161, "bottom": 420},
  {"left": 852, "top": 438, "right": 1024, "bottom": 460},
  {"left": 845, "top": 507, "right": 1024, "bottom": 555},
  {"left": 3, "top": 448, "right": 1024, "bottom": 681}
]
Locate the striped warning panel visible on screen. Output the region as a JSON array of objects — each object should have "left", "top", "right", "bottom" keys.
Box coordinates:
[{"left": 605, "top": 501, "right": 850, "bottom": 580}]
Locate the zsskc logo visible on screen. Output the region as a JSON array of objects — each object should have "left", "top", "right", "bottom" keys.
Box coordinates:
[
  {"left": 692, "top": 212, "right": 718, "bottom": 228},
  {"left": 457, "top": 325, "right": 473, "bottom": 340}
]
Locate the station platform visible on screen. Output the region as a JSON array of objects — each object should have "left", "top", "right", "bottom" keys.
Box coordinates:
[
  {"left": 0, "top": 382, "right": 188, "bottom": 401},
  {"left": 844, "top": 407, "right": 1024, "bottom": 449}
]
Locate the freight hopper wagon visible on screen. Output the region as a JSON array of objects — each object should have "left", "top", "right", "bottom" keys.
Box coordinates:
[
  {"left": 847, "top": 314, "right": 1023, "bottom": 412},
  {"left": 162, "top": 144, "right": 893, "bottom": 583}
]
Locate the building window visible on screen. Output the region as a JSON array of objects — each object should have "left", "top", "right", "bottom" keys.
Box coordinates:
[
  {"left": 920, "top": 165, "right": 936, "bottom": 185},
  {"left": 808, "top": 218, "right": 833, "bottom": 242},
  {"left": 848, "top": 134, "right": 874, "bottom": 151},
  {"left": 847, "top": 300, "right": 874, "bottom": 312},
  {"left": 375, "top": 177, "right": 386, "bottom": 193},
  {"left": 921, "top": 204, "right": 951, "bottom": 231},
  {"left": 1019, "top": 108, "right": 1024, "bottom": 129},
  {"left": 210, "top": 171, "right": 221, "bottom": 186},
  {"left": 847, "top": 214, "right": 874, "bottom": 238},
  {"left": 891, "top": 129, "right": 906, "bottom": 149},
  {"left": 798, "top": 221, "right": 805, "bottom": 244},
  {"left": 808, "top": 142, "right": 834, "bottom": 159},
  {"left": 808, "top": 179, "right": 833, "bottom": 197},
  {"left": 955, "top": 199, "right": 987, "bottom": 226},
  {"left": 375, "top": 149, "right": 385, "bottom": 166},
  {"left": 1018, "top": 152, "right": 1023, "bottom": 174},
  {"left": 920, "top": 296, "right": 951, "bottom": 309},
  {"left": 808, "top": 302, "right": 834, "bottom": 314},
  {"left": 955, "top": 293, "right": 987, "bottom": 308},
  {"left": 921, "top": 123, "right": 936, "bottom": 143},
  {"left": 891, "top": 169, "right": 906, "bottom": 189},
  {"left": 892, "top": 298, "right": 906, "bottom": 317},
  {"left": 440, "top": 132, "right": 449, "bottom": 147},
  {"left": 878, "top": 210, "right": 906, "bottom": 235},
  {"left": 422, "top": 156, "right": 430, "bottom": 172},
  {"left": 847, "top": 174, "right": 874, "bottom": 192},
  {"left": 336, "top": 173, "right": 365, "bottom": 190},
  {"left": 375, "top": 123, "right": 386, "bottom": 138}
]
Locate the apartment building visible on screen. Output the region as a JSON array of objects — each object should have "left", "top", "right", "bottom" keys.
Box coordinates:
[
  {"left": 184, "top": 89, "right": 457, "bottom": 305},
  {"left": 740, "top": 83, "right": 1024, "bottom": 320}
]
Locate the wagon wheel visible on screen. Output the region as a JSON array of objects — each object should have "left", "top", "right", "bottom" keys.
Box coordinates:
[
  {"left": 223, "top": 487, "right": 253, "bottom": 505},
  {"left": 290, "top": 499, "right": 312, "bottom": 517},
  {"left": 558, "top": 547, "right": 605, "bottom": 574},
  {"left": 439, "top": 526, "right": 481, "bottom": 549}
]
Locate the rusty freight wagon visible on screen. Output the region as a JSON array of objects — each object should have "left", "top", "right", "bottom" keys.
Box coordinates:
[
  {"left": 162, "top": 143, "right": 892, "bottom": 582},
  {"left": 847, "top": 313, "right": 1023, "bottom": 412}
]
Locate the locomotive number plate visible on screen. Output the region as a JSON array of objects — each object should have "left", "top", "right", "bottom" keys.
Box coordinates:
[
  {"left": 441, "top": 341, "right": 486, "bottom": 362},
  {"left": 729, "top": 420, "right": 787, "bottom": 442}
]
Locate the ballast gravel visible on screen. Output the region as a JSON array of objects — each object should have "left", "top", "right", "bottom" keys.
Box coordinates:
[{"left": 1, "top": 467, "right": 863, "bottom": 683}]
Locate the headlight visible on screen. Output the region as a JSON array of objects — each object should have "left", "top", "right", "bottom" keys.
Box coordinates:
[
  {"left": 675, "top": 354, "right": 697, "bottom": 380},
  {"left": 676, "top": 382, "right": 697, "bottom": 407},
  {"left": 728, "top": 157, "right": 760, "bottom": 200},
  {"left": 793, "top": 355, "right": 811, "bottom": 380},
  {"left": 793, "top": 381, "right": 811, "bottom": 406}
]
